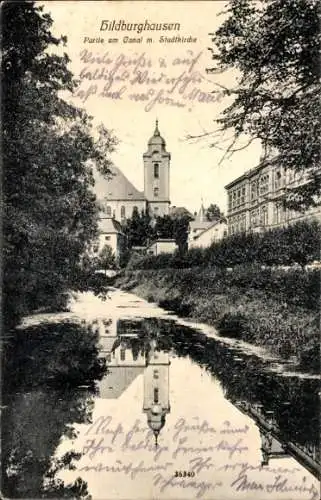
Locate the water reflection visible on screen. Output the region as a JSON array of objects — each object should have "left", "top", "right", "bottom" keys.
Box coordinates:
[
  {"left": 93, "top": 316, "right": 320, "bottom": 479},
  {"left": 2, "top": 303, "right": 320, "bottom": 498},
  {"left": 96, "top": 319, "right": 171, "bottom": 446},
  {"left": 143, "top": 339, "right": 170, "bottom": 447}
]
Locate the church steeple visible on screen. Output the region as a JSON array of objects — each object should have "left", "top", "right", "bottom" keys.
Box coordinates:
[
  {"left": 147, "top": 119, "right": 166, "bottom": 149},
  {"left": 144, "top": 120, "right": 171, "bottom": 217}
]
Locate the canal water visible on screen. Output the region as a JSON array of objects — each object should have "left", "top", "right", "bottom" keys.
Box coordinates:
[{"left": 2, "top": 289, "right": 320, "bottom": 499}]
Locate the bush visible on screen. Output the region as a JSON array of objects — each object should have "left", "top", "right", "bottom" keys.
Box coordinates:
[{"left": 126, "top": 221, "right": 321, "bottom": 270}]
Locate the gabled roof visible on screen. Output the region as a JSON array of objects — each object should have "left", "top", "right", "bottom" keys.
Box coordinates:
[
  {"left": 94, "top": 166, "right": 145, "bottom": 201},
  {"left": 99, "top": 217, "right": 123, "bottom": 234},
  {"left": 193, "top": 220, "right": 225, "bottom": 240}
]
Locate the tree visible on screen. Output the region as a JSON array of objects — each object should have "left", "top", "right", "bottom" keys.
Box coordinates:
[
  {"left": 206, "top": 0, "right": 320, "bottom": 209},
  {"left": 154, "top": 215, "right": 175, "bottom": 239},
  {"left": 97, "top": 245, "right": 116, "bottom": 273},
  {"left": 122, "top": 209, "right": 155, "bottom": 249},
  {"left": 2, "top": 1, "right": 117, "bottom": 328},
  {"left": 205, "top": 203, "right": 226, "bottom": 222}
]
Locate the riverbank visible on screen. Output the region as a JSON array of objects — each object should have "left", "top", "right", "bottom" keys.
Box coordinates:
[{"left": 115, "top": 265, "right": 320, "bottom": 373}]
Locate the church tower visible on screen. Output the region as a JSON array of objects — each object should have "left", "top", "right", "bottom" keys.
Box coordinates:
[{"left": 143, "top": 120, "right": 170, "bottom": 217}]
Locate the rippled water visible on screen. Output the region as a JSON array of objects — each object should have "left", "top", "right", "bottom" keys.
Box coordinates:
[{"left": 2, "top": 290, "right": 320, "bottom": 499}]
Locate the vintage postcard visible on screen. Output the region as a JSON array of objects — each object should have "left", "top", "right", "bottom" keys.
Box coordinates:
[{"left": 2, "top": 1, "right": 320, "bottom": 499}]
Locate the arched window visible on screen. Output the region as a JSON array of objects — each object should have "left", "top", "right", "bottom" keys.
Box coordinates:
[
  {"left": 154, "top": 163, "right": 159, "bottom": 179},
  {"left": 133, "top": 206, "right": 138, "bottom": 215},
  {"left": 154, "top": 388, "right": 159, "bottom": 403},
  {"left": 120, "top": 206, "right": 126, "bottom": 219},
  {"left": 154, "top": 187, "right": 159, "bottom": 197},
  {"left": 106, "top": 205, "right": 112, "bottom": 217}
]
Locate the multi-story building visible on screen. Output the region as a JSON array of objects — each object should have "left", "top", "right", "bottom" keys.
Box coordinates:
[{"left": 225, "top": 158, "right": 321, "bottom": 235}]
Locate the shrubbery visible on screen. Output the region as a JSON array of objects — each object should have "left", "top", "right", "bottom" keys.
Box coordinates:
[{"left": 126, "top": 221, "right": 320, "bottom": 270}]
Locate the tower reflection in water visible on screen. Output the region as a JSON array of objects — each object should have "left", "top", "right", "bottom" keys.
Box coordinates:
[
  {"left": 143, "top": 338, "right": 170, "bottom": 446},
  {"left": 96, "top": 318, "right": 170, "bottom": 446}
]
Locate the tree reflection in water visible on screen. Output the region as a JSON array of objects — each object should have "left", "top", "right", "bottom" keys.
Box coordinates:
[{"left": 2, "top": 321, "right": 108, "bottom": 498}]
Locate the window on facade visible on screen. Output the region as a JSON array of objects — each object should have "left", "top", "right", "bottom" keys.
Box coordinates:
[
  {"left": 153, "top": 369, "right": 159, "bottom": 379},
  {"left": 154, "top": 207, "right": 159, "bottom": 215},
  {"left": 120, "top": 349, "right": 126, "bottom": 361},
  {"left": 274, "top": 170, "right": 282, "bottom": 190},
  {"left": 154, "top": 163, "right": 159, "bottom": 178},
  {"left": 154, "top": 388, "right": 159, "bottom": 403},
  {"left": 120, "top": 206, "right": 126, "bottom": 219},
  {"left": 154, "top": 187, "right": 159, "bottom": 197},
  {"left": 251, "top": 181, "right": 258, "bottom": 201},
  {"left": 106, "top": 205, "right": 112, "bottom": 216},
  {"left": 250, "top": 209, "right": 259, "bottom": 227},
  {"left": 259, "top": 175, "right": 269, "bottom": 195},
  {"left": 105, "top": 235, "right": 111, "bottom": 241},
  {"left": 260, "top": 205, "right": 268, "bottom": 226},
  {"left": 232, "top": 191, "right": 236, "bottom": 209},
  {"left": 133, "top": 206, "right": 138, "bottom": 215},
  {"left": 240, "top": 187, "right": 246, "bottom": 205}
]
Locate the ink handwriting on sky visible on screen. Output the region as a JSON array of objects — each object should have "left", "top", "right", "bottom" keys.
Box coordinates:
[{"left": 73, "top": 49, "right": 219, "bottom": 111}]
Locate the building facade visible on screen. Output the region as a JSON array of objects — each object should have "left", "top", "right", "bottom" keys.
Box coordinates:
[
  {"left": 225, "top": 160, "right": 321, "bottom": 235},
  {"left": 94, "top": 217, "right": 125, "bottom": 261},
  {"left": 146, "top": 239, "right": 178, "bottom": 256},
  {"left": 188, "top": 204, "right": 227, "bottom": 248}
]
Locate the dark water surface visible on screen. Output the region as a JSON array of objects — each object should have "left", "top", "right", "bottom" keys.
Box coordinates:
[{"left": 2, "top": 290, "right": 320, "bottom": 499}]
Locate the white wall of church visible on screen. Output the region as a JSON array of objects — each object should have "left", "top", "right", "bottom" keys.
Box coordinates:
[{"left": 102, "top": 200, "right": 146, "bottom": 221}]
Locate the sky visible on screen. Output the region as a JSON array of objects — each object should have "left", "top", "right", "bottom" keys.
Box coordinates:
[{"left": 44, "top": 0, "right": 262, "bottom": 214}]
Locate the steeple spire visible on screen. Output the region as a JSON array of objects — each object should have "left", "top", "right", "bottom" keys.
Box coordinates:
[
  {"left": 154, "top": 430, "right": 159, "bottom": 448},
  {"left": 154, "top": 118, "right": 160, "bottom": 136}
]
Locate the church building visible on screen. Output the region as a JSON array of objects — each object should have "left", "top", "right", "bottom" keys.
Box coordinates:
[{"left": 95, "top": 120, "right": 171, "bottom": 223}]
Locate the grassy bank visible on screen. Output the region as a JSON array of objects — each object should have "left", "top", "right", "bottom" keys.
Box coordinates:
[{"left": 115, "top": 265, "right": 320, "bottom": 373}]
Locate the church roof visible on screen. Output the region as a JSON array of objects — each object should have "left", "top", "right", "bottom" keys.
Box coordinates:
[
  {"left": 98, "top": 366, "right": 144, "bottom": 399},
  {"left": 94, "top": 166, "right": 145, "bottom": 201},
  {"left": 169, "top": 206, "right": 193, "bottom": 219},
  {"left": 98, "top": 217, "right": 123, "bottom": 234}
]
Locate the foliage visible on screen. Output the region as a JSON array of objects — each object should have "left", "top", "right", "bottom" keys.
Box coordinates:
[
  {"left": 116, "top": 265, "right": 320, "bottom": 372},
  {"left": 122, "top": 209, "right": 192, "bottom": 255},
  {"left": 208, "top": 0, "right": 320, "bottom": 209},
  {"left": 206, "top": 203, "right": 226, "bottom": 222},
  {"left": 126, "top": 220, "right": 321, "bottom": 270},
  {"left": 154, "top": 213, "right": 192, "bottom": 252},
  {"left": 2, "top": 1, "right": 117, "bottom": 328},
  {"left": 97, "top": 244, "right": 116, "bottom": 271},
  {"left": 122, "top": 208, "right": 154, "bottom": 249}
]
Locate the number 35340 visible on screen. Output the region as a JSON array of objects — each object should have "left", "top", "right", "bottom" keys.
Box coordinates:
[{"left": 174, "top": 471, "right": 195, "bottom": 477}]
